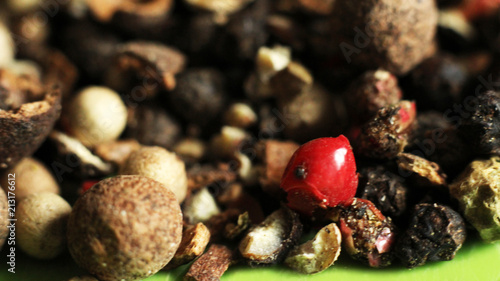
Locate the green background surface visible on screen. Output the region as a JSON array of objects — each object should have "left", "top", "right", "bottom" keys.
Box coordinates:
[{"left": 0, "top": 233, "right": 499, "bottom": 281}]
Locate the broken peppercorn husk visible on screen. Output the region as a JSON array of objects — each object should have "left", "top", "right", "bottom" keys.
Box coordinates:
[
  {"left": 0, "top": 72, "right": 61, "bottom": 169},
  {"left": 166, "top": 222, "right": 211, "bottom": 269},
  {"left": 239, "top": 206, "right": 303, "bottom": 266},
  {"left": 396, "top": 153, "right": 448, "bottom": 188},
  {"left": 185, "top": 244, "right": 236, "bottom": 281},
  {"left": 105, "top": 41, "right": 186, "bottom": 99},
  {"left": 284, "top": 223, "right": 342, "bottom": 274},
  {"left": 396, "top": 203, "right": 466, "bottom": 268},
  {"left": 449, "top": 156, "right": 500, "bottom": 242}
]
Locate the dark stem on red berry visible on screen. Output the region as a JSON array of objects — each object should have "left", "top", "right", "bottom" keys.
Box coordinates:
[{"left": 294, "top": 165, "right": 307, "bottom": 179}]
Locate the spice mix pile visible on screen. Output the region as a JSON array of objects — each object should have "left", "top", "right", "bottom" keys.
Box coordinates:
[{"left": 0, "top": 0, "right": 500, "bottom": 280}]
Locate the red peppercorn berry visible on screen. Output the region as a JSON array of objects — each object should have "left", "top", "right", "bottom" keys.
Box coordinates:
[{"left": 280, "top": 136, "right": 359, "bottom": 215}]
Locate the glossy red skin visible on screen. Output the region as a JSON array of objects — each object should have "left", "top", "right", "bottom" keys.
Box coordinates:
[{"left": 280, "top": 136, "right": 358, "bottom": 215}]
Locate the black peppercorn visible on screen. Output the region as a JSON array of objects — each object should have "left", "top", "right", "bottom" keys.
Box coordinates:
[
  {"left": 356, "top": 166, "right": 409, "bottom": 219},
  {"left": 396, "top": 203, "right": 466, "bottom": 268},
  {"left": 458, "top": 90, "right": 500, "bottom": 156}
]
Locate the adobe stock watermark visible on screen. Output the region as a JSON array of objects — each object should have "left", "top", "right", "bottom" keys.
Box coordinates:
[
  {"left": 5, "top": 173, "right": 16, "bottom": 274},
  {"left": 339, "top": 23, "right": 377, "bottom": 64}
]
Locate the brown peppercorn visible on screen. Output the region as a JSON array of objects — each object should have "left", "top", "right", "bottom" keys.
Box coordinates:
[
  {"left": 0, "top": 157, "right": 59, "bottom": 201},
  {"left": 396, "top": 203, "right": 466, "bottom": 268},
  {"left": 0, "top": 71, "right": 61, "bottom": 169},
  {"left": 344, "top": 70, "right": 402, "bottom": 125},
  {"left": 16, "top": 192, "right": 72, "bottom": 259},
  {"left": 120, "top": 146, "right": 188, "bottom": 203},
  {"left": 125, "top": 104, "right": 181, "bottom": 149},
  {"left": 331, "top": 0, "right": 438, "bottom": 75},
  {"left": 67, "top": 175, "right": 183, "bottom": 281},
  {"left": 169, "top": 68, "right": 226, "bottom": 126}
]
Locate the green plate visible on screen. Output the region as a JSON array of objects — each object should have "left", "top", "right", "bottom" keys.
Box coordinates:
[{"left": 1, "top": 233, "right": 499, "bottom": 281}]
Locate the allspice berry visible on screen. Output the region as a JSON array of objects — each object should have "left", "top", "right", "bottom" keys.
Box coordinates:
[
  {"left": 120, "top": 146, "right": 188, "bottom": 203},
  {"left": 332, "top": 0, "right": 438, "bottom": 74},
  {"left": 64, "top": 86, "right": 127, "bottom": 148},
  {"left": 16, "top": 192, "right": 72, "bottom": 259},
  {"left": 1, "top": 157, "right": 59, "bottom": 201},
  {"left": 67, "top": 176, "right": 183, "bottom": 281}
]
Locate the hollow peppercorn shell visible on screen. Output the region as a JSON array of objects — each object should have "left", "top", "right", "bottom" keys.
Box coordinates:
[{"left": 0, "top": 85, "right": 61, "bottom": 169}]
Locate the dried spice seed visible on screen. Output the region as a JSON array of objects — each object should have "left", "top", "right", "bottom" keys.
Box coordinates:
[
  {"left": 257, "top": 140, "right": 299, "bottom": 197},
  {"left": 187, "top": 163, "right": 237, "bottom": 194},
  {"left": 330, "top": 0, "right": 438, "bottom": 75},
  {"left": 49, "top": 131, "right": 113, "bottom": 179},
  {"left": 0, "top": 157, "right": 60, "bottom": 201},
  {"left": 120, "top": 146, "right": 188, "bottom": 203},
  {"left": 402, "top": 53, "right": 468, "bottom": 112},
  {"left": 16, "top": 192, "right": 71, "bottom": 259},
  {"left": 354, "top": 101, "right": 416, "bottom": 160},
  {"left": 93, "top": 139, "right": 141, "bottom": 167},
  {"left": 224, "top": 212, "right": 252, "bottom": 240},
  {"left": 239, "top": 206, "right": 303, "bottom": 266},
  {"left": 356, "top": 166, "right": 409, "bottom": 219},
  {"left": 183, "top": 187, "right": 221, "bottom": 224},
  {"left": 105, "top": 41, "right": 186, "bottom": 98},
  {"left": 169, "top": 68, "right": 226, "bottom": 126},
  {"left": 339, "top": 198, "right": 396, "bottom": 267},
  {"left": 449, "top": 156, "right": 500, "bottom": 242},
  {"left": 185, "top": 244, "right": 236, "bottom": 281},
  {"left": 125, "top": 104, "right": 181, "bottom": 149},
  {"left": 344, "top": 70, "right": 402, "bottom": 125},
  {"left": 396, "top": 153, "right": 448, "bottom": 188},
  {"left": 0, "top": 76, "right": 61, "bottom": 169},
  {"left": 67, "top": 176, "right": 183, "bottom": 281},
  {"left": 281, "top": 136, "right": 358, "bottom": 215},
  {"left": 458, "top": 90, "right": 500, "bottom": 156},
  {"left": 166, "top": 223, "right": 211, "bottom": 269},
  {"left": 284, "top": 223, "right": 342, "bottom": 274},
  {"left": 396, "top": 203, "right": 466, "bottom": 268},
  {"left": 62, "top": 86, "right": 127, "bottom": 148}
]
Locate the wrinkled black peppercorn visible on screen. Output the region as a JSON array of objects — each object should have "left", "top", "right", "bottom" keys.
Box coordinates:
[
  {"left": 356, "top": 166, "right": 409, "bottom": 219},
  {"left": 458, "top": 90, "right": 500, "bottom": 156},
  {"left": 396, "top": 203, "right": 466, "bottom": 268}
]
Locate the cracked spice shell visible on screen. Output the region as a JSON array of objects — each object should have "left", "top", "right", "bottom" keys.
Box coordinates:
[{"left": 0, "top": 85, "right": 61, "bottom": 169}]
